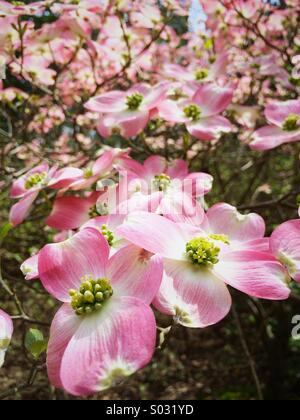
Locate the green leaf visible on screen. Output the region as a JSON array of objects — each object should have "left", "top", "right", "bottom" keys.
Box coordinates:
[
  {"left": 0, "top": 222, "right": 12, "bottom": 245},
  {"left": 25, "top": 329, "right": 48, "bottom": 359}
]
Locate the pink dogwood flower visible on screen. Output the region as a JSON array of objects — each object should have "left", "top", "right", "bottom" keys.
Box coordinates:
[
  {"left": 270, "top": 219, "right": 300, "bottom": 282},
  {"left": 119, "top": 155, "right": 213, "bottom": 223},
  {"left": 85, "top": 82, "right": 170, "bottom": 138},
  {"left": 159, "top": 83, "right": 233, "bottom": 141},
  {"left": 10, "top": 163, "right": 82, "bottom": 227},
  {"left": 117, "top": 207, "right": 290, "bottom": 328},
  {"left": 250, "top": 100, "right": 300, "bottom": 150},
  {"left": 0, "top": 309, "right": 13, "bottom": 368},
  {"left": 38, "top": 228, "right": 163, "bottom": 396},
  {"left": 164, "top": 52, "right": 229, "bottom": 85}
]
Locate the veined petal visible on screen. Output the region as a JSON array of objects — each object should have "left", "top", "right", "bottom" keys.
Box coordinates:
[
  {"left": 206, "top": 203, "right": 265, "bottom": 242},
  {"left": 155, "top": 261, "right": 232, "bottom": 328},
  {"left": 47, "top": 304, "right": 81, "bottom": 388},
  {"left": 38, "top": 228, "right": 110, "bottom": 302},
  {"left": 116, "top": 212, "right": 187, "bottom": 260},
  {"left": 108, "top": 245, "right": 163, "bottom": 304},
  {"left": 265, "top": 100, "right": 300, "bottom": 127},
  {"left": 250, "top": 126, "right": 300, "bottom": 151},
  {"left": 214, "top": 250, "right": 290, "bottom": 300},
  {"left": 85, "top": 91, "right": 126, "bottom": 113},
  {"left": 9, "top": 191, "right": 39, "bottom": 227},
  {"left": 188, "top": 116, "right": 232, "bottom": 141},
  {"left": 60, "top": 296, "right": 156, "bottom": 396},
  {"left": 192, "top": 83, "right": 233, "bottom": 117},
  {"left": 48, "top": 167, "right": 83, "bottom": 189},
  {"left": 98, "top": 110, "right": 149, "bottom": 138},
  {"left": 45, "top": 194, "right": 99, "bottom": 231}
]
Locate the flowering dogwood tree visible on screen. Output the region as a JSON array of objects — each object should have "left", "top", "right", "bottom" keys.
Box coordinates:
[{"left": 0, "top": 0, "right": 300, "bottom": 400}]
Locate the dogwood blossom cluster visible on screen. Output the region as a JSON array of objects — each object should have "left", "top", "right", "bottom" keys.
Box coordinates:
[{"left": 1, "top": 0, "right": 300, "bottom": 398}]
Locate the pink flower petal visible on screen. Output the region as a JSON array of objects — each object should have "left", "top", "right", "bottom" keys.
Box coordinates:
[
  {"left": 188, "top": 116, "right": 232, "bottom": 141},
  {"left": 193, "top": 83, "right": 233, "bottom": 117},
  {"left": 108, "top": 245, "right": 163, "bottom": 303},
  {"left": 265, "top": 100, "right": 300, "bottom": 127},
  {"left": 116, "top": 212, "right": 187, "bottom": 260},
  {"left": 9, "top": 191, "right": 39, "bottom": 227},
  {"left": 85, "top": 90, "right": 126, "bottom": 113},
  {"left": 214, "top": 251, "right": 290, "bottom": 300},
  {"left": 158, "top": 100, "right": 187, "bottom": 123},
  {"left": 155, "top": 261, "right": 232, "bottom": 328},
  {"left": 143, "top": 155, "right": 166, "bottom": 178},
  {"left": 60, "top": 296, "right": 156, "bottom": 396},
  {"left": 206, "top": 203, "right": 265, "bottom": 242},
  {"left": 20, "top": 254, "right": 39, "bottom": 281},
  {"left": 98, "top": 110, "right": 150, "bottom": 138},
  {"left": 167, "top": 159, "right": 189, "bottom": 179},
  {"left": 47, "top": 304, "right": 81, "bottom": 388},
  {"left": 250, "top": 126, "right": 300, "bottom": 151},
  {"left": 158, "top": 191, "right": 205, "bottom": 225},
  {"left": 38, "top": 228, "right": 110, "bottom": 302},
  {"left": 142, "top": 82, "right": 170, "bottom": 110},
  {"left": 270, "top": 219, "right": 300, "bottom": 281},
  {"left": 48, "top": 167, "right": 83, "bottom": 189},
  {"left": 46, "top": 194, "right": 99, "bottom": 231}
]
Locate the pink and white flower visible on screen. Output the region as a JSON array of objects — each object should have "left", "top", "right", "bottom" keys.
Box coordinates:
[
  {"left": 118, "top": 155, "right": 213, "bottom": 224},
  {"left": 250, "top": 100, "right": 300, "bottom": 150},
  {"left": 38, "top": 228, "right": 163, "bottom": 396},
  {"left": 85, "top": 82, "right": 170, "bottom": 138},
  {"left": 0, "top": 309, "right": 13, "bottom": 368},
  {"left": 9, "top": 163, "right": 82, "bottom": 227},
  {"left": 159, "top": 83, "right": 233, "bottom": 141},
  {"left": 117, "top": 207, "right": 290, "bottom": 328}
]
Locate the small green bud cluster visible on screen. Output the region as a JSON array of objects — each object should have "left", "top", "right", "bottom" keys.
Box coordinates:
[
  {"left": 126, "top": 93, "right": 144, "bottom": 110},
  {"left": 195, "top": 68, "right": 209, "bottom": 81},
  {"left": 282, "top": 114, "right": 299, "bottom": 132},
  {"left": 153, "top": 173, "right": 171, "bottom": 192},
  {"left": 101, "top": 224, "right": 114, "bottom": 246},
  {"left": 183, "top": 104, "right": 202, "bottom": 122},
  {"left": 25, "top": 172, "right": 47, "bottom": 190},
  {"left": 186, "top": 237, "right": 221, "bottom": 266},
  {"left": 69, "top": 276, "right": 113, "bottom": 316}
]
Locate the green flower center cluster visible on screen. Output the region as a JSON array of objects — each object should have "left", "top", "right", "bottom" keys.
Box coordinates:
[
  {"left": 69, "top": 276, "right": 113, "bottom": 316},
  {"left": 153, "top": 173, "right": 171, "bottom": 191},
  {"left": 101, "top": 224, "right": 114, "bottom": 246},
  {"left": 126, "top": 93, "right": 144, "bottom": 110},
  {"left": 282, "top": 114, "right": 299, "bottom": 132},
  {"left": 195, "top": 68, "right": 209, "bottom": 81},
  {"left": 84, "top": 168, "right": 94, "bottom": 179},
  {"left": 186, "top": 234, "right": 229, "bottom": 266},
  {"left": 183, "top": 104, "right": 201, "bottom": 122},
  {"left": 25, "top": 172, "right": 47, "bottom": 190}
]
